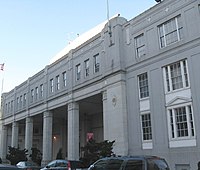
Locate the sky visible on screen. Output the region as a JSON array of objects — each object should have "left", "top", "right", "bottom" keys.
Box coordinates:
[{"left": 0, "top": 0, "right": 156, "bottom": 93}]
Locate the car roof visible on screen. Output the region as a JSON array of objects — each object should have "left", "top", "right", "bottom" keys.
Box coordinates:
[{"left": 97, "top": 155, "right": 165, "bottom": 161}]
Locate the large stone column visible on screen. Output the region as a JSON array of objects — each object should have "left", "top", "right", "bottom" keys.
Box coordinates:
[
  {"left": 68, "top": 102, "right": 79, "bottom": 160},
  {"left": 0, "top": 124, "right": 8, "bottom": 162},
  {"left": 25, "top": 117, "right": 33, "bottom": 157},
  {"left": 102, "top": 81, "right": 128, "bottom": 155},
  {"left": 41, "top": 111, "right": 53, "bottom": 166},
  {"left": 11, "top": 121, "right": 19, "bottom": 148}
]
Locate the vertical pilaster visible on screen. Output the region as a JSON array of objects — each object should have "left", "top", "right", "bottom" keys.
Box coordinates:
[
  {"left": 41, "top": 111, "right": 53, "bottom": 166},
  {"left": 102, "top": 90, "right": 109, "bottom": 139},
  {"left": 0, "top": 124, "right": 8, "bottom": 161},
  {"left": 102, "top": 81, "right": 128, "bottom": 155},
  {"left": 25, "top": 117, "right": 33, "bottom": 157},
  {"left": 68, "top": 102, "right": 79, "bottom": 160},
  {"left": 11, "top": 121, "right": 19, "bottom": 148}
]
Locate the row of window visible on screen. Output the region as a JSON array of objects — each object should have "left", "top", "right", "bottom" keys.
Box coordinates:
[
  {"left": 5, "top": 54, "right": 101, "bottom": 113},
  {"left": 141, "top": 103, "right": 195, "bottom": 142},
  {"left": 135, "top": 15, "right": 183, "bottom": 58},
  {"left": 75, "top": 53, "right": 100, "bottom": 81},
  {"left": 138, "top": 59, "right": 189, "bottom": 99}
]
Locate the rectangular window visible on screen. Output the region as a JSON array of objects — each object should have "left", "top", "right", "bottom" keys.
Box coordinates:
[
  {"left": 17, "top": 97, "right": 19, "bottom": 109},
  {"left": 11, "top": 100, "right": 13, "bottom": 112},
  {"left": 163, "top": 59, "right": 189, "bottom": 92},
  {"left": 50, "top": 79, "right": 54, "bottom": 93},
  {"left": 76, "top": 64, "right": 81, "bottom": 81},
  {"left": 56, "top": 75, "right": 60, "bottom": 90},
  {"left": 35, "top": 87, "right": 39, "bottom": 100},
  {"left": 158, "top": 15, "right": 183, "bottom": 48},
  {"left": 40, "top": 84, "right": 44, "bottom": 98},
  {"left": 135, "top": 33, "right": 145, "bottom": 58},
  {"left": 20, "top": 96, "right": 22, "bottom": 108},
  {"left": 23, "top": 93, "right": 26, "bottom": 106},
  {"left": 31, "top": 89, "right": 34, "bottom": 103},
  {"left": 84, "top": 59, "right": 89, "bottom": 77},
  {"left": 8, "top": 102, "right": 10, "bottom": 113},
  {"left": 94, "top": 54, "right": 100, "bottom": 73},
  {"left": 62, "top": 71, "right": 67, "bottom": 87},
  {"left": 138, "top": 72, "right": 149, "bottom": 99},
  {"left": 141, "top": 113, "right": 152, "bottom": 141},
  {"left": 168, "top": 104, "right": 195, "bottom": 139}
]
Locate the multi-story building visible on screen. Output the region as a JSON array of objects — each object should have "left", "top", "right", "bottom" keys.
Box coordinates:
[{"left": 1, "top": 0, "right": 200, "bottom": 169}]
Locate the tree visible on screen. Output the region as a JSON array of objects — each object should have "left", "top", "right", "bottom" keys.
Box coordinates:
[
  {"left": 6, "top": 146, "right": 28, "bottom": 165},
  {"left": 80, "top": 139, "right": 115, "bottom": 167},
  {"left": 29, "top": 148, "right": 42, "bottom": 166}
]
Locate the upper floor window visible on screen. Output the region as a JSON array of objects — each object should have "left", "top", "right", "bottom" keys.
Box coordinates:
[
  {"left": 16, "top": 97, "right": 19, "bottom": 110},
  {"left": 31, "top": 89, "right": 34, "bottom": 103},
  {"left": 94, "top": 54, "right": 100, "bottom": 73},
  {"left": 11, "top": 100, "right": 13, "bottom": 112},
  {"left": 158, "top": 15, "right": 183, "bottom": 48},
  {"left": 20, "top": 95, "right": 22, "bottom": 108},
  {"left": 135, "top": 33, "right": 145, "bottom": 58},
  {"left": 62, "top": 71, "right": 67, "bottom": 87},
  {"left": 163, "top": 59, "right": 189, "bottom": 92},
  {"left": 23, "top": 93, "right": 27, "bottom": 106},
  {"left": 50, "top": 79, "right": 54, "bottom": 93},
  {"left": 84, "top": 59, "right": 89, "bottom": 77},
  {"left": 40, "top": 84, "right": 44, "bottom": 98},
  {"left": 138, "top": 72, "right": 149, "bottom": 99},
  {"left": 8, "top": 102, "right": 10, "bottom": 113},
  {"left": 168, "top": 104, "right": 195, "bottom": 139},
  {"left": 76, "top": 64, "right": 81, "bottom": 81},
  {"left": 56, "top": 75, "right": 60, "bottom": 90},
  {"left": 35, "top": 87, "right": 39, "bottom": 100}
]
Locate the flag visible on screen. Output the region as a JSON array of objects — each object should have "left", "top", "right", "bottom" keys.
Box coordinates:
[{"left": 0, "top": 63, "right": 4, "bottom": 71}]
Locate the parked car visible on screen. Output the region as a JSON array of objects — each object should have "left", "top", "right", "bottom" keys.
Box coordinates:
[
  {"left": 88, "top": 155, "right": 170, "bottom": 170},
  {"left": 40, "top": 159, "right": 84, "bottom": 170},
  {"left": 16, "top": 161, "right": 40, "bottom": 170},
  {"left": 0, "top": 164, "right": 20, "bottom": 170}
]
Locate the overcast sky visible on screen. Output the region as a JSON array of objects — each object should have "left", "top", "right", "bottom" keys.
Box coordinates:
[{"left": 0, "top": 0, "right": 156, "bottom": 93}]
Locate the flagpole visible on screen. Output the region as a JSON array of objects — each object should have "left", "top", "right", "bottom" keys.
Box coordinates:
[{"left": 106, "top": 0, "right": 112, "bottom": 45}]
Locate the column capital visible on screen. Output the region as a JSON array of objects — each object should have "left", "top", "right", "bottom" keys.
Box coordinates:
[
  {"left": 68, "top": 102, "right": 79, "bottom": 111},
  {"left": 26, "top": 117, "right": 33, "bottom": 123},
  {"left": 102, "top": 90, "right": 107, "bottom": 101},
  {"left": 43, "top": 110, "right": 53, "bottom": 118}
]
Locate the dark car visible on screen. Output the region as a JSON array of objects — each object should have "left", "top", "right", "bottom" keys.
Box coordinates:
[
  {"left": 16, "top": 161, "right": 40, "bottom": 170},
  {"left": 88, "top": 155, "right": 170, "bottom": 170},
  {"left": 40, "top": 159, "right": 84, "bottom": 170},
  {"left": 0, "top": 164, "right": 20, "bottom": 170}
]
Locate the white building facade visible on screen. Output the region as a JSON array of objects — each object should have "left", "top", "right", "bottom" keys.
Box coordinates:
[{"left": 1, "top": 0, "right": 200, "bottom": 169}]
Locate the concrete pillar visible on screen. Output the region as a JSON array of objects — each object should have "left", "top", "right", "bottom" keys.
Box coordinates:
[
  {"left": 41, "top": 111, "right": 53, "bottom": 166},
  {"left": 68, "top": 102, "right": 79, "bottom": 160},
  {"left": 11, "top": 121, "right": 19, "bottom": 148},
  {"left": 0, "top": 124, "right": 8, "bottom": 162},
  {"left": 25, "top": 117, "right": 33, "bottom": 157}
]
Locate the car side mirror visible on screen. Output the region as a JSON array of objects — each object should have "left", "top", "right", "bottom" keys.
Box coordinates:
[{"left": 89, "top": 165, "right": 95, "bottom": 170}]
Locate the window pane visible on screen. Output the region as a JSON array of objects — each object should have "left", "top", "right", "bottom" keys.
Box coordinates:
[
  {"left": 175, "top": 107, "right": 188, "bottom": 137},
  {"left": 138, "top": 73, "right": 149, "bottom": 98},
  {"left": 158, "top": 15, "right": 183, "bottom": 48},
  {"left": 135, "top": 34, "right": 145, "bottom": 58},
  {"left": 141, "top": 113, "right": 152, "bottom": 140}
]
